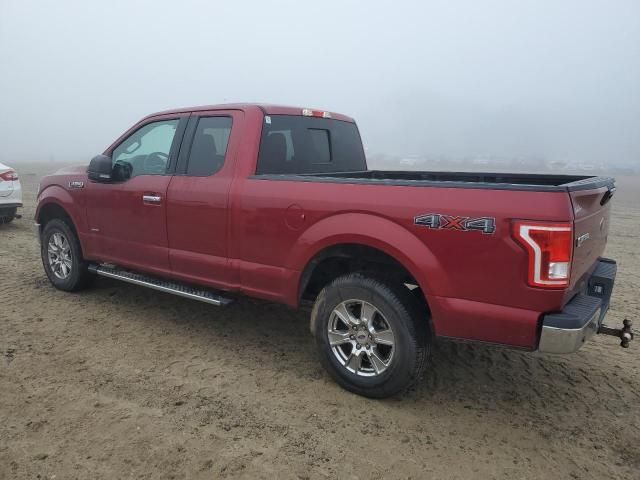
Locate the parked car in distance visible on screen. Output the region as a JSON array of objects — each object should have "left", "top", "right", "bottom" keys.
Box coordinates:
[
  {"left": 34, "top": 104, "right": 633, "bottom": 398},
  {"left": 0, "top": 162, "right": 22, "bottom": 224}
]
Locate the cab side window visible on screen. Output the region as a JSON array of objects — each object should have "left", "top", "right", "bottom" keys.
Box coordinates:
[
  {"left": 186, "top": 116, "right": 232, "bottom": 176},
  {"left": 112, "top": 119, "right": 179, "bottom": 179}
]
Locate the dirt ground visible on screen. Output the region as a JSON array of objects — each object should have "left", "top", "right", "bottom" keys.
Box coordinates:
[{"left": 1, "top": 164, "right": 639, "bottom": 480}]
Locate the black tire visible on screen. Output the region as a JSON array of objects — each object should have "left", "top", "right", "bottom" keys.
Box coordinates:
[
  {"left": 311, "top": 273, "right": 431, "bottom": 398},
  {"left": 41, "top": 218, "right": 93, "bottom": 291},
  {"left": 0, "top": 207, "right": 16, "bottom": 224}
]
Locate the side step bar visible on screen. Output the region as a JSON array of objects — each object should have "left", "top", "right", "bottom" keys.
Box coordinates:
[{"left": 89, "top": 264, "right": 233, "bottom": 306}]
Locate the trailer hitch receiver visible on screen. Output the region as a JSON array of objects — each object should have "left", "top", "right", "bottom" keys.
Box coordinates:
[{"left": 599, "top": 319, "right": 634, "bottom": 348}]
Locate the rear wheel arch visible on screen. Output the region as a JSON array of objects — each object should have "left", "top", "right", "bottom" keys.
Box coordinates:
[
  {"left": 299, "top": 243, "right": 419, "bottom": 296},
  {"left": 290, "top": 213, "right": 443, "bottom": 302},
  {"left": 299, "top": 243, "right": 433, "bottom": 336},
  {"left": 293, "top": 211, "right": 443, "bottom": 290}
]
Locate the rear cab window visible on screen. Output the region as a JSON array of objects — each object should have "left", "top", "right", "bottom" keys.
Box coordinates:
[{"left": 256, "top": 115, "right": 366, "bottom": 175}]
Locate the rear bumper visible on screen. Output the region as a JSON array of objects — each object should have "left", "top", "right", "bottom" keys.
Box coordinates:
[
  {"left": 538, "top": 258, "right": 616, "bottom": 353},
  {"left": 0, "top": 202, "right": 23, "bottom": 209}
]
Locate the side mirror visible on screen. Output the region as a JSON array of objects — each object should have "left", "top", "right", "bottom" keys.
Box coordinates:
[
  {"left": 87, "top": 154, "right": 113, "bottom": 182},
  {"left": 112, "top": 160, "right": 132, "bottom": 181}
]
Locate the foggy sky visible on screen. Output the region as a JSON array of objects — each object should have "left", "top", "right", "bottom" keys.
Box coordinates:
[{"left": 1, "top": 0, "right": 639, "bottom": 166}]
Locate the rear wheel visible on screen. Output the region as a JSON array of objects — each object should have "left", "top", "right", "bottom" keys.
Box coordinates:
[
  {"left": 312, "top": 273, "right": 430, "bottom": 398},
  {"left": 41, "top": 219, "right": 93, "bottom": 291}
]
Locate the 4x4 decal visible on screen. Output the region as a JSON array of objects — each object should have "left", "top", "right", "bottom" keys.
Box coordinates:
[{"left": 414, "top": 214, "right": 496, "bottom": 234}]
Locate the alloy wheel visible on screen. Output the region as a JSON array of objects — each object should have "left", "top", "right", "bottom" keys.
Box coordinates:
[
  {"left": 47, "top": 232, "right": 72, "bottom": 279},
  {"left": 328, "top": 299, "right": 395, "bottom": 377}
]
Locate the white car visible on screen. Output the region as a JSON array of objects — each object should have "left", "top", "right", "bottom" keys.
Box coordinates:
[{"left": 0, "top": 162, "right": 22, "bottom": 224}]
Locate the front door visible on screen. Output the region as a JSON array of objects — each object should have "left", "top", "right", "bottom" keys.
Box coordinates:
[{"left": 85, "top": 115, "right": 187, "bottom": 275}]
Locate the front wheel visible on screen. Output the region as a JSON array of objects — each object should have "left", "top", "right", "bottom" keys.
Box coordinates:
[
  {"left": 41, "top": 218, "right": 93, "bottom": 291},
  {"left": 311, "top": 273, "right": 431, "bottom": 398}
]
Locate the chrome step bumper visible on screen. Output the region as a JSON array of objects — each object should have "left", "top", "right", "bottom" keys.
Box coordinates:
[
  {"left": 538, "top": 258, "right": 623, "bottom": 354},
  {"left": 89, "top": 264, "right": 233, "bottom": 306},
  {"left": 538, "top": 298, "right": 602, "bottom": 353}
]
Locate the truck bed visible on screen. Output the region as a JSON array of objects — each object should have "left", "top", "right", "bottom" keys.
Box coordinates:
[{"left": 254, "top": 170, "right": 615, "bottom": 192}]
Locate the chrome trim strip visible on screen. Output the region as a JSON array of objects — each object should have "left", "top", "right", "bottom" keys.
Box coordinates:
[{"left": 538, "top": 307, "right": 601, "bottom": 354}]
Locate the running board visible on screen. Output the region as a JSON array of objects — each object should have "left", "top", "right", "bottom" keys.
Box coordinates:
[{"left": 89, "top": 264, "right": 233, "bottom": 306}]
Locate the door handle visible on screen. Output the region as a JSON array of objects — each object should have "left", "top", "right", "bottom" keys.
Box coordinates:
[{"left": 142, "top": 194, "right": 162, "bottom": 204}]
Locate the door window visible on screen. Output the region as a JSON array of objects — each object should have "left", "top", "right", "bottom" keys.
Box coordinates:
[
  {"left": 112, "top": 119, "right": 179, "bottom": 178},
  {"left": 186, "top": 116, "right": 233, "bottom": 176}
]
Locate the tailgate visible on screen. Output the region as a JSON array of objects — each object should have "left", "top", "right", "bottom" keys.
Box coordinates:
[{"left": 569, "top": 179, "right": 615, "bottom": 289}]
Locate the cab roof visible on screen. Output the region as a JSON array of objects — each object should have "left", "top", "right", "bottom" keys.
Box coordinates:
[{"left": 145, "top": 103, "right": 355, "bottom": 123}]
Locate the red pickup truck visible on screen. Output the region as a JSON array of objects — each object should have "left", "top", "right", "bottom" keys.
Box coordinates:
[{"left": 35, "top": 103, "right": 632, "bottom": 397}]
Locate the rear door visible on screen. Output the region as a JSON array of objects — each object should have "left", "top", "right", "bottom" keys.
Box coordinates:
[
  {"left": 85, "top": 114, "right": 188, "bottom": 274},
  {"left": 166, "top": 110, "right": 243, "bottom": 289},
  {"left": 569, "top": 181, "right": 615, "bottom": 288}
]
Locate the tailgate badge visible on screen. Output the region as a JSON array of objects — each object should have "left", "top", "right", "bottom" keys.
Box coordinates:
[{"left": 576, "top": 232, "right": 591, "bottom": 248}]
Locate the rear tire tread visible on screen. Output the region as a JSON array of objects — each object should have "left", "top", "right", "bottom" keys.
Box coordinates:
[{"left": 312, "top": 272, "right": 431, "bottom": 398}]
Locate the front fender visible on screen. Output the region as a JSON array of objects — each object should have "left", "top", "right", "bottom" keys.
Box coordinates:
[
  {"left": 286, "top": 212, "right": 448, "bottom": 300},
  {"left": 36, "top": 184, "right": 88, "bottom": 243}
]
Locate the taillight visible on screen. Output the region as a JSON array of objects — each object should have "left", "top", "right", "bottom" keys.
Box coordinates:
[
  {"left": 0, "top": 170, "right": 18, "bottom": 181},
  {"left": 512, "top": 221, "right": 573, "bottom": 288}
]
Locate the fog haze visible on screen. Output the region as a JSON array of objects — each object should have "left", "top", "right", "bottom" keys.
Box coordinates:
[{"left": 1, "top": 0, "right": 638, "bottom": 169}]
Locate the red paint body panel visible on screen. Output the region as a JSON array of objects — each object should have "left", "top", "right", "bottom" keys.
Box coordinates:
[
  {"left": 35, "top": 103, "right": 615, "bottom": 351},
  {"left": 233, "top": 179, "right": 577, "bottom": 348},
  {"left": 36, "top": 183, "right": 89, "bottom": 251},
  {"left": 428, "top": 296, "right": 541, "bottom": 348},
  {"left": 84, "top": 175, "right": 172, "bottom": 272},
  {"left": 147, "top": 103, "right": 354, "bottom": 123},
  {"left": 166, "top": 110, "right": 245, "bottom": 289}
]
